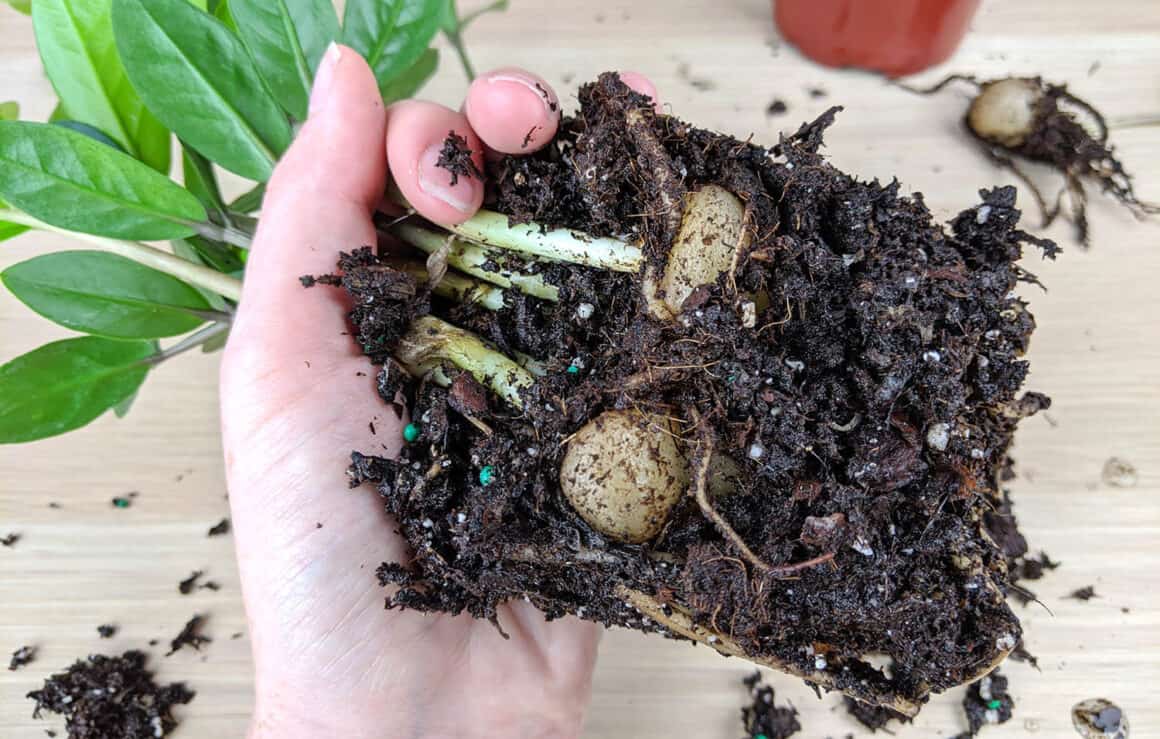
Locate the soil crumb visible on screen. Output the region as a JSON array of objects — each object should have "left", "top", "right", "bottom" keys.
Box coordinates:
[
  {"left": 2, "top": 531, "right": 20, "bottom": 547},
  {"left": 953, "top": 669, "right": 1014, "bottom": 737},
  {"left": 337, "top": 72, "right": 1058, "bottom": 716},
  {"left": 177, "top": 570, "right": 205, "bottom": 595},
  {"left": 1068, "top": 586, "right": 1097, "bottom": 601},
  {"left": 27, "top": 651, "right": 194, "bottom": 739},
  {"left": 207, "top": 518, "right": 231, "bottom": 537},
  {"left": 166, "top": 615, "right": 210, "bottom": 656},
  {"left": 766, "top": 99, "right": 789, "bottom": 117},
  {"left": 435, "top": 131, "right": 482, "bottom": 186},
  {"left": 677, "top": 62, "right": 717, "bottom": 91},
  {"left": 843, "top": 696, "right": 912, "bottom": 732},
  {"left": 1101, "top": 457, "right": 1137, "bottom": 488},
  {"left": 1072, "top": 698, "right": 1128, "bottom": 739},
  {"left": 96, "top": 624, "right": 118, "bottom": 639},
  {"left": 10, "top": 645, "right": 36, "bottom": 670},
  {"left": 741, "top": 671, "right": 800, "bottom": 738}
]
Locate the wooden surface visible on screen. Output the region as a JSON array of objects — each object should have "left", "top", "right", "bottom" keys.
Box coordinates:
[{"left": 3, "top": 1, "right": 1159, "bottom": 736}]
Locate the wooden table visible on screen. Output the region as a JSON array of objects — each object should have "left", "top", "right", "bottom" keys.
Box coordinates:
[{"left": 3, "top": 1, "right": 1158, "bottom": 736}]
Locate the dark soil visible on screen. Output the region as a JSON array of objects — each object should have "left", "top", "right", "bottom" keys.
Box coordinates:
[
  {"left": 2, "top": 531, "right": 20, "bottom": 547},
  {"left": 741, "top": 671, "right": 800, "bottom": 738},
  {"left": 843, "top": 696, "right": 911, "bottom": 732},
  {"left": 177, "top": 570, "right": 205, "bottom": 595},
  {"left": 904, "top": 75, "right": 1157, "bottom": 245},
  {"left": 10, "top": 645, "right": 36, "bottom": 670},
  {"left": 27, "top": 651, "right": 194, "bottom": 739},
  {"left": 766, "top": 99, "right": 788, "bottom": 117},
  {"left": 436, "top": 131, "right": 483, "bottom": 186},
  {"left": 333, "top": 73, "right": 1057, "bottom": 715},
  {"left": 166, "top": 615, "right": 210, "bottom": 656},
  {"left": 952, "top": 669, "right": 1014, "bottom": 737},
  {"left": 96, "top": 624, "right": 118, "bottom": 639},
  {"left": 1068, "top": 585, "right": 1097, "bottom": 601},
  {"left": 207, "top": 518, "right": 231, "bottom": 536}
]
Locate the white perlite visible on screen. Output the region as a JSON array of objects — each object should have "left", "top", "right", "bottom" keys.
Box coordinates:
[
  {"left": 926, "top": 423, "right": 951, "bottom": 451},
  {"left": 851, "top": 537, "right": 874, "bottom": 557},
  {"left": 996, "top": 633, "right": 1018, "bottom": 651},
  {"left": 575, "top": 302, "right": 595, "bottom": 319},
  {"left": 976, "top": 204, "right": 993, "bottom": 224}
]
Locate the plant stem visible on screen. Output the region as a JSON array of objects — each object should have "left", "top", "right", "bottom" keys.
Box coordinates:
[
  {"left": 147, "top": 321, "right": 230, "bottom": 366},
  {"left": 447, "top": 209, "right": 643, "bottom": 272},
  {"left": 193, "top": 220, "right": 253, "bottom": 249},
  {"left": 386, "top": 257, "right": 506, "bottom": 310},
  {"left": 396, "top": 315, "right": 534, "bottom": 407},
  {"left": 0, "top": 209, "right": 243, "bottom": 301},
  {"left": 392, "top": 222, "right": 560, "bottom": 300},
  {"left": 445, "top": 29, "right": 477, "bottom": 82}
]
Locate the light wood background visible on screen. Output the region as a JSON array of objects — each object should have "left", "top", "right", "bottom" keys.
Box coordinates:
[{"left": 2, "top": 1, "right": 1159, "bottom": 736}]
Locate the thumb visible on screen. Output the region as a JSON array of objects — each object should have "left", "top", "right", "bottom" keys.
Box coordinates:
[{"left": 232, "top": 43, "right": 387, "bottom": 352}]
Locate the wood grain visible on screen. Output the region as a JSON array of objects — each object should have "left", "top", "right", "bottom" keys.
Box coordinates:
[{"left": 3, "top": 0, "right": 1159, "bottom": 736}]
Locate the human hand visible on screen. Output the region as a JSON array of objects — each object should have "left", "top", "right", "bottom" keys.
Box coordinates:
[{"left": 220, "top": 44, "right": 657, "bottom": 739}]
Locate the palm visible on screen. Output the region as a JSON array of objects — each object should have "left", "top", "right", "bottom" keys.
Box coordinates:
[{"left": 218, "top": 47, "right": 598, "bottom": 738}]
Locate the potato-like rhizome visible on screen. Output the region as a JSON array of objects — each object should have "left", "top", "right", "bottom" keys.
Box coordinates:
[{"left": 343, "top": 73, "right": 1055, "bottom": 700}]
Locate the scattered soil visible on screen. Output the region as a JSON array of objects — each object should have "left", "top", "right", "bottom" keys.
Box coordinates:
[
  {"left": 952, "top": 669, "right": 1014, "bottom": 737},
  {"left": 766, "top": 99, "right": 789, "bottom": 117},
  {"left": 27, "top": 651, "right": 194, "bottom": 739},
  {"left": 207, "top": 518, "right": 231, "bottom": 537},
  {"left": 902, "top": 75, "right": 1157, "bottom": 245},
  {"left": 1068, "top": 585, "right": 1097, "bottom": 601},
  {"left": 333, "top": 72, "right": 1057, "bottom": 715},
  {"left": 843, "top": 695, "right": 912, "bottom": 732},
  {"left": 177, "top": 570, "right": 205, "bottom": 595},
  {"left": 808, "top": 87, "right": 828, "bottom": 99},
  {"left": 741, "top": 671, "right": 800, "bottom": 738},
  {"left": 1101, "top": 457, "right": 1137, "bottom": 488},
  {"left": 1072, "top": 698, "right": 1128, "bottom": 739},
  {"left": 676, "top": 62, "right": 716, "bottom": 92},
  {"left": 2, "top": 531, "right": 20, "bottom": 547},
  {"left": 96, "top": 624, "right": 118, "bottom": 639},
  {"left": 10, "top": 645, "right": 36, "bottom": 670},
  {"left": 436, "top": 131, "right": 483, "bottom": 186},
  {"left": 166, "top": 615, "right": 210, "bottom": 656}
]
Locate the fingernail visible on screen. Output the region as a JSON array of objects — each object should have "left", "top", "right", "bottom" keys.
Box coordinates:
[
  {"left": 486, "top": 71, "right": 559, "bottom": 116},
  {"left": 309, "top": 42, "right": 342, "bottom": 117},
  {"left": 417, "top": 143, "right": 478, "bottom": 213}
]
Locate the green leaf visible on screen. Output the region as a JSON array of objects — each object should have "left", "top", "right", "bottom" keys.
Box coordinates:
[
  {"left": 212, "top": 0, "right": 237, "bottom": 31},
  {"left": 182, "top": 145, "right": 228, "bottom": 223},
  {"left": 380, "top": 48, "right": 438, "bottom": 103},
  {"left": 231, "top": 0, "right": 339, "bottom": 120},
  {"left": 112, "top": 388, "right": 139, "bottom": 418},
  {"left": 201, "top": 324, "right": 229, "bottom": 353},
  {"left": 32, "top": 0, "right": 171, "bottom": 174},
  {"left": 0, "top": 336, "right": 154, "bottom": 443},
  {"left": 1, "top": 250, "right": 212, "bottom": 339},
  {"left": 0, "top": 220, "right": 29, "bottom": 242},
  {"left": 113, "top": 0, "right": 292, "bottom": 181},
  {"left": 52, "top": 120, "right": 128, "bottom": 152},
  {"left": 0, "top": 121, "right": 206, "bottom": 240},
  {"left": 170, "top": 237, "right": 231, "bottom": 311},
  {"left": 2, "top": 0, "right": 31, "bottom": 15},
  {"left": 174, "top": 234, "right": 243, "bottom": 273},
  {"left": 228, "top": 182, "right": 265, "bottom": 213},
  {"left": 343, "top": 0, "right": 442, "bottom": 89},
  {"left": 0, "top": 101, "right": 17, "bottom": 121}
]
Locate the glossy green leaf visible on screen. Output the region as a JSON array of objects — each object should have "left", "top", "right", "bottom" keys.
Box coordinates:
[
  {"left": 228, "top": 182, "right": 265, "bottom": 213},
  {"left": 201, "top": 324, "right": 229, "bottom": 353},
  {"left": 2, "top": 0, "right": 31, "bottom": 15},
  {"left": 174, "top": 234, "right": 243, "bottom": 273},
  {"left": 113, "top": 0, "right": 292, "bottom": 181},
  {"left": 170, "top": 237, "right": 231, "bottom": 312},
  {"left": 212, "top": 0, "right": 237, "bottom": 31},
  {"left": 32, "top": 0, "right": 171, "bottom": 174},
  {"left": 0, "top": 121, "right": 206, "bottom": 240},
  {"left": 343, "top": 0, "right": 442, "bottom": 89},
  {"left": 231, "top": 0, "right": 339, "bottom": 120},
  {"left": 182, "top": 145, "right": 228, "bottom": 223},
  {"left": 0, "top": 101, "right": 17, "bottom": 120},
  {"left": 380, "top": 48, "right": 438, "bottom": 103},
  {"left": 0, "top": 336, "right": 154, "bottom": 443},
  {"left": 112, "top": 388, "right": 139, "bottom": 418},
  {"left": 2, "top": 251, "right": 212, "bottom": 339},
  {"left": 53, "top": 120, "right": 128, "bottom": 152},
  {"left": 0, "top": 220, "right": 29, "bottom": 242}
]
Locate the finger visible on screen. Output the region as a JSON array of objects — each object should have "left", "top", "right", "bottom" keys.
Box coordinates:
[
  {"left": 386, "top": 101, "right": 485, "bottom": 226},
  {"left": 618, "top": 70, "right": 662, "bottom": 112},
  {"left": 464, "top": 67, "right": 561, "bottom": 154},
  {"left": 235, "top": 42, "right": 386, "bottom": 346}
]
